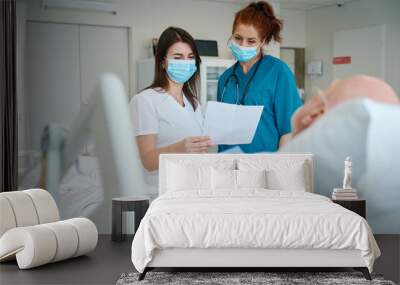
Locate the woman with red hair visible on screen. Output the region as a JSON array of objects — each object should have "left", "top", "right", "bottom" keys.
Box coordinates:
[{"left": 218, "top": 1, "right": 302, "bottom": 153}]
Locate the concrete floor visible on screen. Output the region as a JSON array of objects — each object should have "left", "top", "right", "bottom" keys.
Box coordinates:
[{"left": 0, "top": 235, "right": 399, "bottom": 285}]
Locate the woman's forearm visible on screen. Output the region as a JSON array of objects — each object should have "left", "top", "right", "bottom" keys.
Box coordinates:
[
  {"left": 137, "top": 135, "right": 211, "bottom": 171},
  {"left": 139, "top": 140, "right": 183, "bottom": 171}
]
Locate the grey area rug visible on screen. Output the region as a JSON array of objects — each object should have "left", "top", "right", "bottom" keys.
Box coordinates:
[{"left": 116, "top": 272, "right": 396, "bottom": 285}]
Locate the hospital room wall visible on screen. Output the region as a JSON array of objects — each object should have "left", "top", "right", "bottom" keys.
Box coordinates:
[
  {"left": 17, "top": 0, "right": 307, "bottom": 156},
  {"left": 14, "top": 0, "right": 239, "bottom": 233},
  {"left": 20, "top": 0, "right": 242, "bottom": 97},
  {"left": 304, "top": 0, "right": 400, "bottom": 98},
  {"left": 20, "top": 0, "right": 303, "bottom": 98},
  {"left": 280, "top": 9, "right": 306, "bottom": 48},
  {"left": 16, "top": 0, "right": 303, "bottom": 183}
]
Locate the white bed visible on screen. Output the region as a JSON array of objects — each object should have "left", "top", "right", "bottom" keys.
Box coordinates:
[{"left": 131, "top": 153, "right": 380, "bottom": 280}]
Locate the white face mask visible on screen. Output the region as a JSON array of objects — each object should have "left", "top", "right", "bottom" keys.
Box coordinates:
[{"left": 166, "top": 59, "right": 197, "bottom": 84}]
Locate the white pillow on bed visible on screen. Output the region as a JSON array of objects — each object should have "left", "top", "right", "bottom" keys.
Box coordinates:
[
  {"left": 237, "top": 169, "right": 268, "bottom": 189},
  {"left": 166, "top": 160, "right": 235, "bottom": 191},
  {"left": 166, "top": 162, "right": 211, "bottom": 191},
  {"left": 237, "top": 159, "right": 308, "bottom": 191},
  {"left": 211, "top": 168, "right": 268, "bottom": 190},
  {"left": 266, "top": 163, "right": 307, "bottom": 191},
  {"left": 211, "top": 169, "right": 236, "bottom": 189}
]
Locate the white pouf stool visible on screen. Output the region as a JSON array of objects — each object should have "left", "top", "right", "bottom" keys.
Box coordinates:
[{"left": 0, "top": 189, "right": 98, "bottom": 269}]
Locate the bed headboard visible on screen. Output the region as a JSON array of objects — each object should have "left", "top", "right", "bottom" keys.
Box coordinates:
[{"left": 159, "top": 153, "right": 314, "bottom": 195}]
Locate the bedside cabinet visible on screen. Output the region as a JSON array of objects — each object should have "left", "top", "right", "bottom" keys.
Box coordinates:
[
  {"left": 332, "top": 199, "right": 366, "bottom": 218},
  {"left": 112, "top": 197, "right": 150, "bottom": 242}
]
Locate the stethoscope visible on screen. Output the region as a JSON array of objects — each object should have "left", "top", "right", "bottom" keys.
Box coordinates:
[{"left": 219, "top": 58, "right": 263, "bottom": 105}]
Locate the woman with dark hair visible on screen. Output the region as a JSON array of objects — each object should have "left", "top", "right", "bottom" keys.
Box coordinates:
[
  {"left": 130, "top": 27, "right": 211, "bottom": 192},
  {"left": 218, "top": 1, "right": 302, "bottom": 153}
]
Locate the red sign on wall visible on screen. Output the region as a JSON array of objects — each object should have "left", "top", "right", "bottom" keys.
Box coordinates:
[{"left": 333, "top": 56, "right": 352, "bottom": 65}]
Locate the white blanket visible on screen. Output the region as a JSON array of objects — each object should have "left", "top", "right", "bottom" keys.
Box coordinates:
[{"left": 131, "top": 190, "right": 380, "bottom": 273}]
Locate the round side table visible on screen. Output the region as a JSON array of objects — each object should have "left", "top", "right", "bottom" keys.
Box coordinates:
[{"left": 112, "top": 196, "right": 149, "bottom": 242}]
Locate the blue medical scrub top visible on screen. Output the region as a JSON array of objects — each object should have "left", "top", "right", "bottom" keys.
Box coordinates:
[{"left": 217, "top": 55, "right": 302, "bottom": 153}]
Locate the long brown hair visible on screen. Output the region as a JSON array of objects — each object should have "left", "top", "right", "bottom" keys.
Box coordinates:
[
  {"left": 147, "top": 27, "right": 201, "bottom": 110},
  {"left": 233, "top": 1, "right": 283, "bottom": 44}
]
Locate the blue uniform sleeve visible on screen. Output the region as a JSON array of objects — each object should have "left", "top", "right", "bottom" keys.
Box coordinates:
[{"left": 274, "top": 64, "right": 302, "bottom": 136}]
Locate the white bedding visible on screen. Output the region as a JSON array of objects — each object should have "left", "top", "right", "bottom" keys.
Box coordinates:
[{"left": 131, "top": 190, "right": 380, "bottom": 273}]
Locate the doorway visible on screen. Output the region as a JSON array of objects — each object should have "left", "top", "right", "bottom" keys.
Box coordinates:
[{"left": 280, "top": 47, "right": 305, "bottom": 101}]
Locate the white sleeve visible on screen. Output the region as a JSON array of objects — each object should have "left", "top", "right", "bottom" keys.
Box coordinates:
[{"left": 130, "top": 94, "right": 159, "bottom": 136}]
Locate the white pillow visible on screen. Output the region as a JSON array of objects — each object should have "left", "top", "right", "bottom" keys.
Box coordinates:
[
  {"left": 165, "top": 159, "right": 236, "bottom": 192},
  {"left": 167, "top": 162, "right": 210, "bottom": 191},
  {"left": 238, "top": 159, "right": 309, "bottom": 191},
  {"left": 266, "top": 163, "right": 306, "bottom": 191},
  {"left": 211, "top": 168, "right": 268, "bottom": 190},
  {"left": 237, "top": 169, "right": 268, "bottom": 189},
  {"left": 211, "top": 168, "right": 236, "bottom": 190}
]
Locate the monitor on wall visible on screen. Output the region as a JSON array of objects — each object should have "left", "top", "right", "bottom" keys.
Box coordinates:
[{"left": 195, "top": 40, "right": 218, "bottom": 57}]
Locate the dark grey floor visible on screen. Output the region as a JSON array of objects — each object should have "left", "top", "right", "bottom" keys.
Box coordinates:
[
  {"left": 0, "top": 235, "right": 399, "bottom": 285},
  {"left": 0, "top": 235, "right": 134, "bottom": 285},
  {"left": 374, "top": 235, "right": 400, "bottom": 284}
]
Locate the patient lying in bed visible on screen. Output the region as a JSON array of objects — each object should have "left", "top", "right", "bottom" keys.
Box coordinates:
[
  {"left": 290, "top": 75, "right": 399, "bottom": 137},
  {"left": 281, "top": 75, "right": 400, "bottom": 234}
]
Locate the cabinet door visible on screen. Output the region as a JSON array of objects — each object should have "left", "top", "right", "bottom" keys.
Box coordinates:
[
  {"left": 79, "top": 25, "right": 130, "bottom": 104},
  {"left": 26, "top": 22, "right": 81, "bottom": 150},
  {"left": 200, "top": 59, "right": 235, "bottom": 112},
  {"left": 25, "top": 23, "right": 130, "bottom": 150}
]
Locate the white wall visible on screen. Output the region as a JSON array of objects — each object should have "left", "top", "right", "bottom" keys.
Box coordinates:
[
  {"left": 22, "top": 0, "right": 242, "bottom": 96},
  {"left": 280, "top": 9, "right": 306, "bottom": 48},
  {"left": 304, "top": 0, "right": 400, "bottom": 98}
]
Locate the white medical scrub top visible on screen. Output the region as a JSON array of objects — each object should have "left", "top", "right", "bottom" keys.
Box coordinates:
[{"left": 130, "top": 88, "right": 204, "bottom": 195}]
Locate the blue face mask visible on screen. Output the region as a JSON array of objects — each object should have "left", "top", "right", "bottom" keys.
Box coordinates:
[
  {"left": 228, "top": 41, "right": 258, "bottom": 62},
  {"left": 166, "top": 59, "right": 197, "bottom": 84}
]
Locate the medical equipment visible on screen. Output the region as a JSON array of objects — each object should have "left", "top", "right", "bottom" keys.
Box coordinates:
[
  {"left": 195, "top": 39, "right": 218, "bottom": 57},
  {"left": 219, "top": 58, "right": 263, "bottom": 105},
  {"left": 39, "top": 73, "right": 146, "bottom": 232}
]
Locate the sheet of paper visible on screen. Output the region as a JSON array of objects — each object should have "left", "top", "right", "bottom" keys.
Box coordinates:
[{"left": 203, "top": 101, "right": 263, "bottom": 145}]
